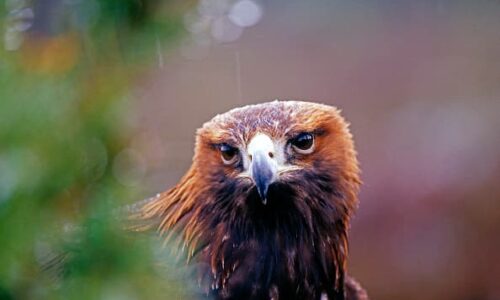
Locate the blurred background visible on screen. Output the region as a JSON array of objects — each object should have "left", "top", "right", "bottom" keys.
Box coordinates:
[{"left": 1, "top": 0, "right": 500, "bottom": 299}]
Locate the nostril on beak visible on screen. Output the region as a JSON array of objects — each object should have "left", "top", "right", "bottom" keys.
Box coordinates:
[
  {"left": 248, "top": 154, "right": 253, "bottom": 161},
  {"left": 268, "top": 152, "right": 274, "bottom": 158}
]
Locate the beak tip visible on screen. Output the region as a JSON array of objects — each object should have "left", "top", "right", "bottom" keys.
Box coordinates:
[
  {"left": 256, "top": 186, "right": 269, "bottom": 205},
  {"left": 256, "top": 189, "right": 265, "bottom": 203}
]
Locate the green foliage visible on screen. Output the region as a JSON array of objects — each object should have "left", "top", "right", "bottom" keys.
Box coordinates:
[{"left": 0, "top": 1, "right": 195, "bottom": 298}]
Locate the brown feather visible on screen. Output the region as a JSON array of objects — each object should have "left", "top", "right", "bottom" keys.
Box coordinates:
[{"left": 131, "top": 100, "right": 368, "bottom": 299}]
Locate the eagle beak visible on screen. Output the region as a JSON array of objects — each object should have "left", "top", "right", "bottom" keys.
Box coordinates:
[
  {"left": 247, "top": 133, "right": 278, "bottom": 205},
  {"left": 251, "top": 150, "right": 276, "bottom": 204}
]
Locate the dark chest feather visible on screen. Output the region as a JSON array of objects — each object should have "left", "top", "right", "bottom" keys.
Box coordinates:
[
  {"left": 201, "top": 236, "right": 343, "bottom": 300},
  {"left": 195, "top": 196, "right": 346, "bottom": 300}
]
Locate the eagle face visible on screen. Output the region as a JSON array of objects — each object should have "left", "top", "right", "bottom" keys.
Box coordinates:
[
  {"left": 140, "top": 100, "right": 363, "bottom": 299},
  {"left": 196, "top": 100, "right": 359, "bottom": 209}
]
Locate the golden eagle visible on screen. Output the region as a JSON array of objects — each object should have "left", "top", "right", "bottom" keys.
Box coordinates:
[{"left": 131, "top": 100, "right": 368, "bottom": 300}]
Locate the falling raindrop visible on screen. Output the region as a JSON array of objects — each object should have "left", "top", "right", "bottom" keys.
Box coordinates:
[{"left": 156, "top": 35, "right": 164, "bottom": 68}]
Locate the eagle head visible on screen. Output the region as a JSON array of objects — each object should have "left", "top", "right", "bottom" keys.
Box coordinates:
[{"left": 137, "top": 100, "right": 364, "bottom": 299}]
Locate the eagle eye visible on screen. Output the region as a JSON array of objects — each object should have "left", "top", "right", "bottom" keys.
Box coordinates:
[
  {"left": 291, "top": 132, "right": 314, "bottom": 154},
  {"left": 219, "top": 144, "right": 239, "bottom": 164}
]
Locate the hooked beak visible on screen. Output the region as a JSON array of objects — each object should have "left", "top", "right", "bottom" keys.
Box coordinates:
[
  {"left": 250, "top": 150, "right": 277, "bottom": 204},
  {"left": 247, "top": 133, "right": 278, "bottom": 205}
]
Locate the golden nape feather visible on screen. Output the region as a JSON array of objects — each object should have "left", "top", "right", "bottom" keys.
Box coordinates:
[{"left": 129, "top": 100, "right": 368, "bottom": 300}]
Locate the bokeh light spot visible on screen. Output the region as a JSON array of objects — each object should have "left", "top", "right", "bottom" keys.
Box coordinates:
[{"left": 228, "top": 0, "right": 262, "bottom": 28}]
